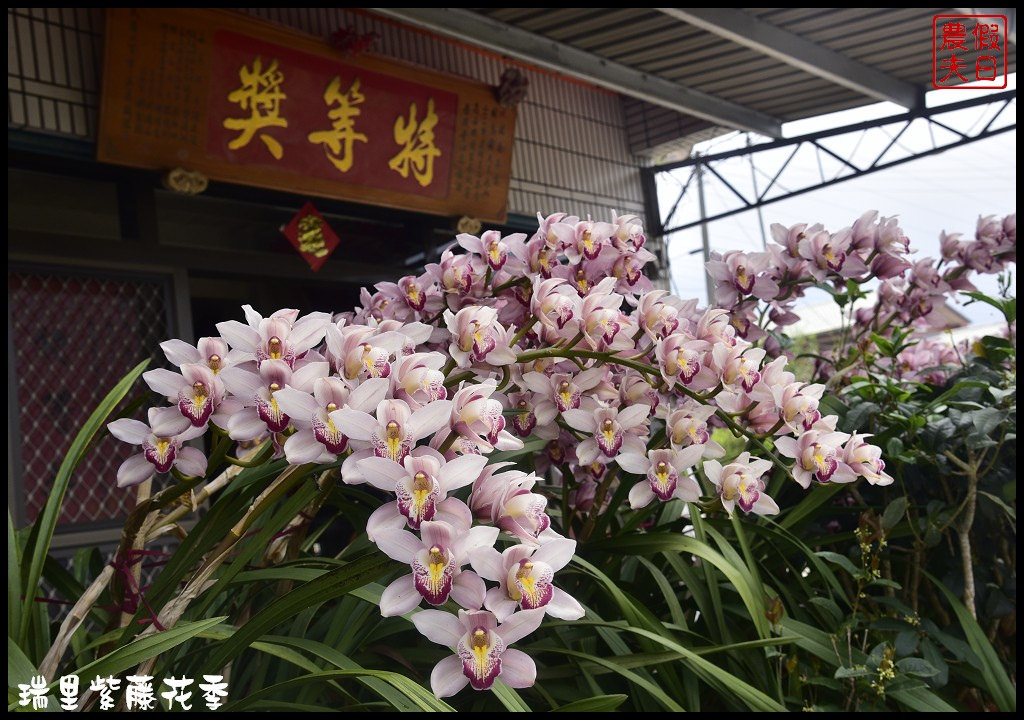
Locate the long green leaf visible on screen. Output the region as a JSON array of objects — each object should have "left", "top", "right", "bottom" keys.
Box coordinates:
[
  {"left": 573, "top": 620, "right": 786, "bottom": 712},
  {"left": 538, "top": 647, "right": 684, "bottom": 712},
  {"left": 74, "top": 616, "right": 225, "bottom": 681},
  {"left": 589, "top": 533, "right": 770, "bottom": 638},
  {"left": 8, "top": 511, "right": 23, "bottom": 646},
  {"left": 552, "top": 694, "right": 628, "bottom": 712},
  {"left": 220, "top": 669, "right": 452, "bottom": 712},
  {"left": 778, "top": 483, "right": 845, "bottom": 531},
  {"left": 200, "top": 551, "right": 389, "bottom": 674},
  {"left": 18, "top": 359, "right": 150, "bottom": 647},
  {"left": 889, "top": 685, "right": 958, "bottom": 712},
  {"left": 928, "top": 573, "right": 1015, "bottom": 711},
  {"left": 251, "top": 634, "right": 429, "bottom": 713},
  {"left": 8, "top": 637, "right": 40, "bottom": 703},
  {"left": 490, "top": 679, "right": 530, "bottom": 712}
]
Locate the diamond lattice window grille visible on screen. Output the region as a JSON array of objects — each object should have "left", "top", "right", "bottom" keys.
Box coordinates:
[{"left": 9, "top": 268, "right": 173, "bottom": 529}]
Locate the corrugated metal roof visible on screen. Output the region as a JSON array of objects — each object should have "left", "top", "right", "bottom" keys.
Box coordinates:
[{"left": 457, "top": 7, "right": 1017, "bottom": 151}]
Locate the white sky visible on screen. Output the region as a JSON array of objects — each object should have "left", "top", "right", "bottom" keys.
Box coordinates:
[{"left": 662, "top": 75, "right": 1017, "bottom": 326}]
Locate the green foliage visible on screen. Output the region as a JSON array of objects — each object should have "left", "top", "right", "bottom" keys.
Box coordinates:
[{"left": 7, "top": 291, "right": 1015, "bottom": 712}]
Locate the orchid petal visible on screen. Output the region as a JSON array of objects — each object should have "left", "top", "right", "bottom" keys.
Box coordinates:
[
  {"left": 273, "top": 388, "right": 319, "bottom": 421},
  {"left": 330, "top": 408, "right": 374, "bottom": 441},
  {"left": 290, "top": 361, "right": 330, "bottom": 391},
  {"left": 143, "top": 368, "right": 184, "bottom": 398},
  {"left": 430, "top": 655, "right": 469, "bottom": 699},
  {"left": 219, "top": 366, "right": 263, "bottom": 400},
  {"left": 407, "top": 399, "right": 454, "bottom": 440},
  {"left": 440, "top": 453, "right": 488, "bottom": 493},
  {"left": 450, "top": 571, "right": 486, "bottom": 610},
  {"left": 546, "top": 588, "right": 585, "bottom": 620},
  {"left": 379, "top": 574, "right": 420, "bottom": 617},
  {"left": 436, "top": 497, "right": 474, "bottom": 532},
  {"left": 340, "top": 448, "right": 372, "bottom": 485},
  {"left": 284, "top": 430, "right": 326, "bottom": 464},
  {"left": 226, "top": 408, "right": 268, "bottom": 442},
  {"left": 531, "top": 537, "right": 576, "bottom": 572},
  {"left": 348, "top": 377, "right": 391, "bottom": 412},
  {"left": 174, "top": 446, "right": 207, "bottom": 477},
  {"left": 107, "top": 419, "right": 150, "bottom": 445},
  {"left": 484, "top": 587, "right": 519, "bottom": 623},
  {"left": 375, "top": 529, "right": 422, "bottom": 563},
  {"left": 676, "top": 444, "right": 705, "bottom": 469},
  {"left": 288, "top": 315, "right": 329, "bottom": 352},
  {"left": 216, "top": 320, "right": 259, "bottom": 353},
  {"left": 116, "top": 453, "right": 154, "bottom": 488},
  {"left": 616, "top": 404, "right": 650, "bottom": 429},
  {"left": 499, "top": 649, "right": 537, "bottom": 688},
  {"left": 421, "top": 521, "right": 454, "bottom": 550},
  {"left": 412, "top": 609, "right": 464, "bottom": 647},
  {"left": 628, "top": 481, "right": 656, "bottom": 509},
  {"left": 468, "top": 546, "right": 503, "bottom": 582},
  {"left": 560, "top": 409, "right": 593, "bottom": 432},
  {"left": 615, "top": 452, "right": 649, "bottom": 474},
  {"left": 366, "top": 503, "right": 406, "bottom": 542},
  {"left": 150, "top": 408, "right": 191, "bottom": 437},
  {"left": 160, "top": 339, "right": 201, "bottom": 366},
  {"left": 497, "top": 608, "right": 545, "bottom": 644},
  {"left": 356, "top": 456, "right": 409, "bottom": 491},
  {"left": 457, "top": 525, "right": 500, "bottom": 559},
  {"left": 773, "top": 436, "right": 799, "bottom": 458},
  {"left": 576, "top": 439, "right": 599, "bottom": 466}
]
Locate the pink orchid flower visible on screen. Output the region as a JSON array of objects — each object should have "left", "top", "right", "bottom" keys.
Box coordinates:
[
  {"left": 665, "top": 404, "right": 725, "bottom": 458},
  {"left": 712, "top": 343, "right": 766, "bottom": 393},
  {"left": 356, "top": 451, "right": 488, "bottom": 528},
  {"left": 159, "top": 336, "right": 243, "bottom": 375},
  {"left": 617, "top": 446, "right": 704, "bottom": 508},
  {"left": 273, "top": 376, "right": 389, "bottom": 464},
  {"left": 375, "top": 519, "right": 497, "bottom": 615},
  {"left": 707, "top": 250, "right": 779, "bottom": 308},
  {"left": 704, "top": 453, "right": 779, "bottom": 516},
  {"left": 219, "top": 359, "right": 328, "bottom": 441},
  {"left": 775, "top": 430, "right": 857, "bottom": 489},
  {"left": 392, "top": 352, "right": 448, "bottom": 409},
  {"left": 444, "top": 306, "right": 518, "bottom": 369},
  {"left": 413, "top": 608, "right": 545, "bottom": 696},
  {"left": 520, "top": 367, "right": 602, "bottom": 415},
  {"left": 842, "top": 433, "right": 895, "bottom": 486},
  {"left": 108, "top": 407, "right": 206, "bottom": 487},
  {"left": 143, "top": 362, "right": 228, "bottom": 428},
  {"left": 562, "top": 405, "right": 648, "bottom": 465},
  {"left": 332, "top": 397, "right": 452, "bottom": 468},
  {"left": 470, "top": 537, "right": 584, "bottom": 621},
  {"left": 216, "top": 305, "right": 330, "bottom": 368},
  {"left": 469, "top": 466, "right": 558, "bottom": 545},
  {"left": 530, "top": 277, "right": 581, "bottom": 339},
  {"left": 655, "top": 333, "right": 716, "bottom": 390}
]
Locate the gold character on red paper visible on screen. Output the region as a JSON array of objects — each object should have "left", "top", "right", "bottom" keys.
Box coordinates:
[
  {"left": 307, "top": 76, "right": 367, "bottom": 173},
  {"left": 222, "top": 57, "right": 288, "bottom": 160},
  {"left": 297, "top": 215, "right": 329, "bottom": 258},
  {"left": 388, "top": 97, "right": 441, "bottom": 187}
]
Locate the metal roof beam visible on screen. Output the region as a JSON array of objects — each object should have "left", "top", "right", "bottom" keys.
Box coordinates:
[
  {"left": 371, "top": 7, "right": 783, "bottom": 138},
  {"left": 658, "top": 8, "right": 923, "bottom": 109}
]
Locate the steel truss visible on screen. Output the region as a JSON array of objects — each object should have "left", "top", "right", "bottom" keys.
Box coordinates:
[{"left": 648, "top": 90, "right": 1016, "bottom": 237}]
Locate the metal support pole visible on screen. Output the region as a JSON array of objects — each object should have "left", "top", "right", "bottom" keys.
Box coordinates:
[
  {"left": 746, "top": 134, "right": 769, "bottom": 250},
  {"left": 695, "top": 159, "right": 713, "bottom": 306}
]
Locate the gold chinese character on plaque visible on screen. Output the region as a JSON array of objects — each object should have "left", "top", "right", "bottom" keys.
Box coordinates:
[
  {"left": 388, "top": 97, "right": 441, "bottom": 187},
  {"left": 222, "top": 57, "right": 288, "bottom": 159},
  {"left": 307, "top": 76, "right": 368, "bottom": 173}
]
